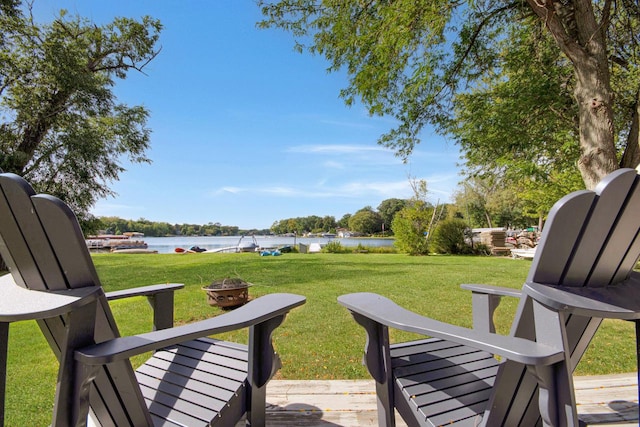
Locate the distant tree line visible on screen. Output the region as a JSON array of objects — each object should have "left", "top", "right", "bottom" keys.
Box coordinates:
[
  {"left": 270, "top": 215, "right": 340, "bottom": 235},
  {"left": 96, "top": 216, "right": 269, "bottom": 237},
  {"left": 95, "top": 198, "right": 414, "bottom": 238},
  {"left": 270, "top": 198, "right": 411, "bottom": 236}
]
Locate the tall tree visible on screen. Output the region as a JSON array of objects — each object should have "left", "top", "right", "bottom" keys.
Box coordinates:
[
  {"left": 377, "top": 197, "right": 408, "bottom": 232},
  {"left": 0, "top": 3, "right": 161, "bottom": 221},
  {"left": 337, "top": 213, "right": 351, "bottom": 229},
  {"left": 258, "top": 0, "right": 640, "bottom": 189},
  {"left": 348, "top": 206, "right": 383, "bottom": 234},
  {"left": 453, "top": 179, "right": 496, "bottom": 229}
]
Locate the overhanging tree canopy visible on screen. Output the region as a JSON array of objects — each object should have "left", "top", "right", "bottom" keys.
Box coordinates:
[
  {"left": 258, "top": 0, "right": 640, "bottom": 190},
  {"left": 0, "top": 3, "right": 161, "bottom": 222}
]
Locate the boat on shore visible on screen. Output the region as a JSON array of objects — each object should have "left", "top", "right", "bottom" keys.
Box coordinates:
[
  {"left": 174, "top": 246, "right": 207, "bottom": 254},
  {"left": 511, "top": 247, "right": 537, "bottom": 259},
  {"left": 189, "top": 235, "right": 260, "bottom": 254},
  {"left": 111, "top": 248, "right": 158, "bottom": 254},
  {"left": 206, "top": 246, "right": 244, "bottom": 253},
  {"left": 86, "top": 234, "right": 148, "bottom": 252}
]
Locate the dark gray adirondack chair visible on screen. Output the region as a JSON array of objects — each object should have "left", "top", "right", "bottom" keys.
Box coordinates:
[
  {"left": 0, "top": 172, "right": 305, "bottom": 427},
  {"left": 339, "top": 168, "right": 640, "bottom": 427}
]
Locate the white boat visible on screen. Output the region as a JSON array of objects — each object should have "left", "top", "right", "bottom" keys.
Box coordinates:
[
  {"left": 111, "top": 248, "right": 158, "bottom": 254},
  {"left": 308, "top": 243, "right": 323, "bottom": 253},
  {"left": 206, "top": 246, "right": 242, "bottom": 253},
  {"left": 204, "top": 235, "right": 259, "bottom": 253},
  {"left": 237, "top": 235, "right": 259, "bottom": 252},
  {"left": 86, "top": 234, "right": 148, "bottom": 252},
  {"left": 511, "top": 247, "right": 537, "bottom": 259}
]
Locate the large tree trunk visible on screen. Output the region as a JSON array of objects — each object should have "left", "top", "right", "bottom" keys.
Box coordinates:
[
  {"left": 527, "top": 0, "right": 619, "bottom": 189},
  {"left": 573, "top": 59, "right": 618, "bottom": 188},
  {"left": 11, "top": 89, "right": 72, "bottom": 174}
]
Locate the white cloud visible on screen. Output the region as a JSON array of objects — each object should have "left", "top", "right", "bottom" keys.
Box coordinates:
[
  {"left": 91, "top": 202, "right": 142, "bottom": 218},
  {"left": 262, "top": 186, "right": 298, "bottom": 195},
  {"left": 286, "top": 144, "right": 388, "bottom": 154},
  {"left": 323, "top": 160, "right": 345, "bottom": 169},
  {"left": 217, "top": 186, "right": 244, "bottom": 194},
  {"left": 336, "top": 180, "right": 413, "bottom": 198},
  {"left": 207, "top": 173, "right": 458, "bottom": 203},
  {"left": 426, "top": 172, "right": 460, "bottom": 184},
  {"left": 317, "top": 118, "right": 374, "bottom": 129}
]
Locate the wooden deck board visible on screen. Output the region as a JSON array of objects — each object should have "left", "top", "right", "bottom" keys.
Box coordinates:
[{"left": 235, "top": 374, "right": 638, "bottom": 426}]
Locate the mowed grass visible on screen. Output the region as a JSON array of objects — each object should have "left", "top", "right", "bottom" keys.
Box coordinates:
[{"left": 4, "top": 253, "right": 637, "bottom": 425}]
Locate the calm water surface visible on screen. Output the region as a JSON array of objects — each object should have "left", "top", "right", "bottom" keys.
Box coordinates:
[{"left": 144, "top": 235, "right": 394, "bottom": 253}]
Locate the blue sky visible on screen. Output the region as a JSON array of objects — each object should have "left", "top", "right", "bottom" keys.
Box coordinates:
[{"left": 33, "top": 1, "right": 462, "bottom": 230}]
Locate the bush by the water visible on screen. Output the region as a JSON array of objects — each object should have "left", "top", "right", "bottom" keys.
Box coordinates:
[
  {"left": 391, "top": 203, "right": 431, "bottom": 255},
  {"left": 430, "top": 219, "right": 471, "bottom": 254},
  {"left": 323, "top": 240, "right": 349, "bottom": 253},
  {"left": 321, "top": 241, "right": 397, "bottom": 254}
]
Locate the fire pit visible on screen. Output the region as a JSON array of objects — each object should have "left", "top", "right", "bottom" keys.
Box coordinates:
[{"left": 202, "top": 278, "right": 251, "bottom": 308}]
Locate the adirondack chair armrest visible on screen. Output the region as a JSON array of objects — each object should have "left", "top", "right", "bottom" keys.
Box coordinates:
[
  {"left": 338, "top": 292, "right": 564, "bottom": 366},
  {"left": 75, "top": 293, "right": 306, "bottom": 365},
  {"left": 104, "top": 283, "right": 184, "bottom": 301},
  {"left": 525, "top": 276, "right": 640, "bottom": 320},
  {"left": 460, "top": 283, "right": 522, "bottom": 298},
  {"left": 460, "top": 284, "right": 522, "bottom": 333},
  {"left": 105, "top": 283, "right": 185, "bottom": 330},
  {"left": 0, "top": 274, "right": 103, "bottom": 322}
]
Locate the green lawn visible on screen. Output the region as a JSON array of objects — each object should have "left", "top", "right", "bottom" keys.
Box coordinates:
[{"left": 3, "top": 253, "right": 637, "bottom": 425}]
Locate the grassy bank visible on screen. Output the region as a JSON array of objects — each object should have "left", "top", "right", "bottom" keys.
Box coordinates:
[{"left": 4, "top": 253, "right": 636, "bottom": 424}]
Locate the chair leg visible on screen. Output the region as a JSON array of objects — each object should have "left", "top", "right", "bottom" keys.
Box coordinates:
[
  {"left": 531, "top": 301, "right": 578, "bottom": 427},
  {"left": 374, "top": 379, "right": 395, "bottom": 427},
  {"left": 529, "top": 364, "right": 579, "bottom": 427},
  {"left": 246, "top": 315, "right": 286, "bottom": 426},
  {"left": 0, "top": 322, "right": 8, "bottom": 427},
  {"left": 146, "top": 292, "right": 175, "bottom": 331},
  {"left": 350, "top": 312, "right": 395, "bottom": 427},
  {"left": 635, "top": 320, "right": 640, "bottom": 417},
  {"left": 52, "top": 302, "right": 96, "bottom": 427}
]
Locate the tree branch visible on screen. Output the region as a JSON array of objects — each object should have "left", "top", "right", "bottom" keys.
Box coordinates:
[
  {"left": 416, "top": 2, "right": 519, "bottom": 123},
  {"left": 21, "top": 140, "right": 64, "bottom": 176},
  {"left": 599, "top": 0, "right": 613, "bottom": 37},
  {"left": 525, "top": 0, "right": 585, "bottom": 63}
]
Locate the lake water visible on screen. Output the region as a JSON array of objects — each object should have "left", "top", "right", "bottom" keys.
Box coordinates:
[{"left": 144, "top": 235, "right": 394, "bottom": 253}]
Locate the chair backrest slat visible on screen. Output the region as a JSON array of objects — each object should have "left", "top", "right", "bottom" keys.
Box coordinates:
[
  {"left": 586, "top": 181, "right": 640, "bottom": 287},
  {"left": 529, "top": 168, "right": 640, "bottom": 288},
  {"left": 614, "top": 235, "right": 640, "bottom": 284},
  {"left": 28, "top": 190, "right": 146, "bottom": 425},
  {"left": 32, "top": 195, "right": 101, "bottom": 289},
  {"left": 560, "top": 170, "right": 636, "bottom": 287},
  {"left": 0, "top": 174, "right": 65, "bottom": 289},
  {"left": 527, "top": 190, "right": 595, "bottom": 285},
  {"left": 30, "top": 194, "right": 121, "bottom": 338}
]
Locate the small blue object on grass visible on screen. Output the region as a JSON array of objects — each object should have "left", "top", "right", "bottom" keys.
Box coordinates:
[{"left": 260, "top": 250, "right": 281, "bottom": 256}]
